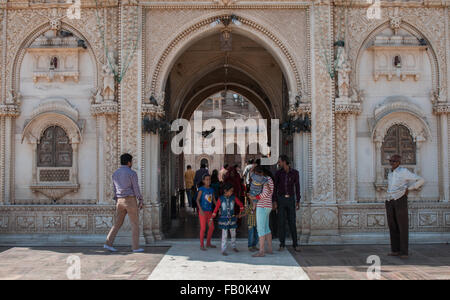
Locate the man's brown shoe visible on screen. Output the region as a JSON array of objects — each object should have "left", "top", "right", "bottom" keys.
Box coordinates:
[
  {"left": 387, "top": 252, "right": 400, "bottom": 256},
  {"left": 293, "top": 246, "right": 301, "bottom": 252},
  {"left": 278, "top": 246, "right": 285, "bottom": 252}
]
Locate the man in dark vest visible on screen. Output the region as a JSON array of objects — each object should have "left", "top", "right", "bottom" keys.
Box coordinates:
[{"left": 273, "top": 155, "right": 301, "bottom": 252}]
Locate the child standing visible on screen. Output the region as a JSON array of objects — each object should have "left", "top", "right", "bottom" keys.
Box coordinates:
[
  {"left": 196, "top": 174, "right": 216, "bottom": 250},
  {"left": 244, "top": 199, "right": 259, "bottom": 252},
  {"left": 210, "top": 182, "right": 244, "bottom": 256}
]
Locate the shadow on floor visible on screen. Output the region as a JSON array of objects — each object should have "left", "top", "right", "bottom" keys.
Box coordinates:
[
  {"left": 0, "top": 246, "right": 169, "bottom": 256},
  {"left": 289, "top": 244, "right": 450, "bottom": 267}
]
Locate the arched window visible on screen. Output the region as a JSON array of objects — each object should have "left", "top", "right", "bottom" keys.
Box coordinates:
[
  {"left": 37, "top": 126, "right": 73, "bottom": 167},
  {"left": 381, "top": 124, "right": 416, "bottom": 166}
]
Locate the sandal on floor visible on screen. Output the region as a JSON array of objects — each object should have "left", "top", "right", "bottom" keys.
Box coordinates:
[{"left": 252, "top": 252, "right": 265, "bottom": 257}]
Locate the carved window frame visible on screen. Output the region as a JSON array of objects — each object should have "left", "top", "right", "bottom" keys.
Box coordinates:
[
  {"left": 381, "top": 124, "right": 417, "bottom": 179},
  {"left": 371, "top": 102, "right": 430, "bottom": 194},
  {"left": 22, "top": 101, "right": 83, "bottom": 203}
]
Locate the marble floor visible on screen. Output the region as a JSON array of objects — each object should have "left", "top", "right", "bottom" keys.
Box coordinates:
[
  {"left": 0, "top": 243, "right": 448, "bottom": 280},
  {"left": 0, "top": 246, "right": 168, "bottom": 280},
  {"left": 148, "top": 240, "right": 310, "bottom": 280},
  {"left": 289, "top": 244, "right": 450, "bottom": 280}
]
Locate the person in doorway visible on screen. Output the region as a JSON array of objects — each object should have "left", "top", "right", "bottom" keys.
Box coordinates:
[
  {"left": 196, "top": 174, "right": 217, "bottom": 250},
  {"left": 192, "top": 163, "right": 209, "bottom": 214},
  {"left": 184, "top": 165, "right": 195, "bottom": 207},
  {"left": 243, "top": 159, "right": 255, "bottom": 191},
  {"left": 223, "top": 165, "right": 242, "bottom": 200},
  {"left": 194, "top": 163, "right": 209, "bottom": 188},
  {"left": 104, "top": 153, "right": 144, "bottom": 253},
  {"left": 218, "top": 164, "right": 229, "bottom": 182},
  {"left": 247, "top": 166, "right": 274, "bottom": 257},
  {"left": 273, "top": 155, "right": 301, "bottom": 252},
  {"left": 386, "top": 154, "right": 424, "bottom": 258},
  {"left": 210, "top": 182, "right": 244, "bottom": 256},
  {"left": 211, "top": 169, "right": 221, "bottom": 200}
]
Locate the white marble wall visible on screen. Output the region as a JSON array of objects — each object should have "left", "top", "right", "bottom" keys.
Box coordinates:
[
  {"left": 14, "top": 50, "right": 97, "bottom": 202},
  {"left": 356, "top": 29, "right": 439, "bottom": 202}
]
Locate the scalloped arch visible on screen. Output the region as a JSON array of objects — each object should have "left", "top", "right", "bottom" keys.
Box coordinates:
[
  {"left": 11, "top": 21, "right": 100, "bottom": 92},
  {"left": 150, "top": 13, "right": 304, "bottom": 98},
  {"left": 354, "top": 20, "right": 440, "bottom": 94},
  {"left": 22, "top": 112, "right": 82, "bottom": 145},
  {"left": 372, "top": 111, "right": 431, "bottom": 143}
]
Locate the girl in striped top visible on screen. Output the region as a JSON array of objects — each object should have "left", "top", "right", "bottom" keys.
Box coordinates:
[{"left": 247, "top": 166, "right": 274, "bottom": 257}]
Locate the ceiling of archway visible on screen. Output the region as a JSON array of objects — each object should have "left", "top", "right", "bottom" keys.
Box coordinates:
[{"left": 168, "top": 33, "right": 285, "bottom": 121}]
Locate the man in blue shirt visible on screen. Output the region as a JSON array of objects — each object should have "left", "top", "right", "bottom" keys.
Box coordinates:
[{"left": 104, "top": 153, "right": 144, "bottom": 253}]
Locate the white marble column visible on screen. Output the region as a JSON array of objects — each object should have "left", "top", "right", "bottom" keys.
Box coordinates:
[
  {"left": 71, "top": 142, "right": 79, "bottom": 186},
  {"left": 31, "top": 140, "right": 38, "bottom": 185},
  {"left": 293, "top": 131, "right": 303, "bottom": 233},
  {"left": 440, "top": 115, "right": 449, "bottom": 202},
  {"left": 309, "top": 3, "right": 339, "bottom": 242},
  {"left": 3, "top": 116, "right": 13, "bottom": 204},
  {"left": 374, "top": 137, "right": 383, "bottom": 185},
  {"left": 0, "top": 116, "right": 3, "bottom": 204},
  {"left": 348, "top": 114, "right": 357, "bottom": 203},
  {"left": 150, "top": 133, "right": 162, "bottom": 240},
  {"left": 97, "top": 115, "right": 106, "bottom": 204},
  {"left": 143, "top": 132, "right": 162, "bottom": 242}
]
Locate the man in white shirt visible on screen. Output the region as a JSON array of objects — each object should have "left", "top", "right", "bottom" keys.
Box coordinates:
[
  {"left": 242, "top": 159, "right": 255, "bottom": 188},
  {"left": 386, "top": 154, "right": 424, "bottom": 258}
]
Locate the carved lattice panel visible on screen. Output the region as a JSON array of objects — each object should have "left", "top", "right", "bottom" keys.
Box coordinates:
[
  {"left": 381, "top": 124, "right": 416, "bottom": 166},
  {"left": 39, "top": 169, "right": 70, "bottom": 182},
  {"left": 37, "top": 126, "right": 73, "bottom": 167}
]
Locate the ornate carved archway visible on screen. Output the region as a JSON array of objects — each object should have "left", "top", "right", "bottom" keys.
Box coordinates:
[{"left": 149, "top": 13, "right": 305, "bottom": 101}]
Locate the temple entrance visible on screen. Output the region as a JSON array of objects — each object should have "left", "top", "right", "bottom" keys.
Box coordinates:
[{"left": 157, "top": 29, "right": 293, "bottom": 238}]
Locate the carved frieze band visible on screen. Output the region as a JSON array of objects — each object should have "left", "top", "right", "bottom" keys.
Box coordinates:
[{"left": 0, "top": 206, "right": 117, "bottom": 233}]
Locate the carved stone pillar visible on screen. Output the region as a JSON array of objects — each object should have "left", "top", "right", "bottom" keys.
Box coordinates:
[
  {"left": 0, "top": 116, "right": 3, "bottom": 205},
  {"left": 439, "top": 114, "right": 449, "bottom": 202},
  {"left": 335, "top": 102, "right": 361, "bottom": 204},
  {"left": 142, "top": 107, "right": 165, "bottom": 242},
  {"left": 143, "top": 130, "right": 163, "bottom": 242},
  {"left": 433, "top": 103, "right": 450, "bottom": 202},
  {"left": 118, "top": 3, "right": 142, "bottom": 165},
  {"left": 91, "top": 101, "right": 119, "bottom": 204},
  {"left": 309, "top": 3, "right": 338, "bottom": 241},
  {"left": 30, "top": 139, "right": 38, "bottom": 185},
  {"left": 374, "top": 137, "right": 384, "bottom": 186},
  {"left": 0, "top": 104, "right": 20, "bottom": 204},
  {"left": 289, "top": 104, "right": 311, "bottom": 242}
]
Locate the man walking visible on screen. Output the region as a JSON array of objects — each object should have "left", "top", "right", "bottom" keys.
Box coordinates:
[
  {"left": 184, "top": 165, "right": 195, "bottom": 207},
  {"left": 104, "top": 153, "right": 144, "bottom": 253},
  {"left": 273, "top": 155, "right": 301, "bottom": 252},
  {"left": 386, "top": 154, "right": 424, "bottom": 258}
]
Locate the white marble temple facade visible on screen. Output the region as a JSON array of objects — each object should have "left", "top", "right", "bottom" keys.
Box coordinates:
[{"left": 0, "top": 0, "right": 449, "bottom": 245}]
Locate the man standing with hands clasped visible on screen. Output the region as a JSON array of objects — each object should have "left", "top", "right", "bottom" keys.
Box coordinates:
[
  {"left": 104, "top": 153, "right": 145, "bottom": 253},
  {"left": 273, "top": 155, "right": 301, "bottom": 252},
  {"left": 386, "top": 154, "right": 424, "bottom": 259}
]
